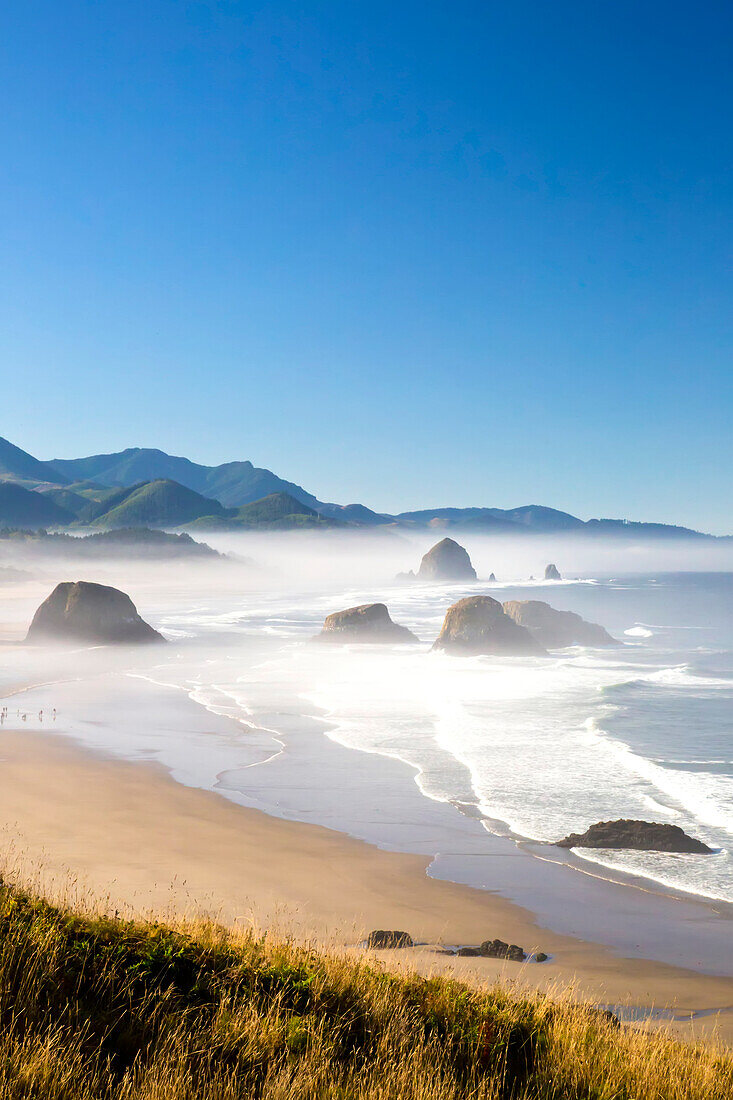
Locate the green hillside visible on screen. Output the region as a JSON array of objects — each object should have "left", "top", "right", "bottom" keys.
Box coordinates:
[
  {"left": 0, "top": 482, "right": 73, "bottom": 529},
  {"left": 185, "top": 493, "right": 339, "bottom": 531},
  {"left": 38, "top": 486, "right": 94, "bottom": 518},
  {"left": 89, "top": 479, "right": 226, "bottom": 529},
  {"left": 235, "top": 491, "right": 318, "bottom": 522},
  {"left": 73, "top": 484, "right": 147, "bottom": 524}
]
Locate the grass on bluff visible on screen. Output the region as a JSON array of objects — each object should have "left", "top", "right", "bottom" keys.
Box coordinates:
[{"left": 0, "top": 880, "right": 730, "bottom": 1099}]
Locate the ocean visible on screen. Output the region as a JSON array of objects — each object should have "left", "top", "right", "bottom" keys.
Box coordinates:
[
  {"left": 2, "top": 565, "right": 732, "bottom": 909},
  {"left": 146, "top": 569, "right": 733, "bottom": 905}
]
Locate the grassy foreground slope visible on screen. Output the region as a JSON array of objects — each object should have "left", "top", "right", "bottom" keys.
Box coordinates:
[{"left": 0, "top": 882, "right": 730, "bottom": 1099}]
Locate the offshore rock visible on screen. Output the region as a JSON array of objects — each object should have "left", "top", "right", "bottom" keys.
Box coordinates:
[
  {"left": 502, "top": 600, "right": 615, "bottom": 648},
  {"left": 556, "top": 819, "right": 713, "bottom": 854},
  {"left": 432, "top": 596, "right": 546, "bottom": 656},
  {"left": 315, "top": 603, "right": 418, "bottom": 644},
  {"left": 417, "top": 538, "right": 477, "bottom": 581},
  {"left": 26, "top": 581, "right": 164, "bottom": 644}
]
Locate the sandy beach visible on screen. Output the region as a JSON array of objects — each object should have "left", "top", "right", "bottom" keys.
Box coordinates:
[
  {"left": 1, "top": 567, "right": 733, "bottom": 1049},
  {"left": 1, "top": 726, "right": 733, "bottom": 1043}
]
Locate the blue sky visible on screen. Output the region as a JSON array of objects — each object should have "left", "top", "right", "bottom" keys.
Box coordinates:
[{"left": 1, "top": 1, "right": 731, "bottom": 531}]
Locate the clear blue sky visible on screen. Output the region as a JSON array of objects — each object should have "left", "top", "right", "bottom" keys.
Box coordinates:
[{"left": 1, "top": 1, "right": 731, "bottom": 531}]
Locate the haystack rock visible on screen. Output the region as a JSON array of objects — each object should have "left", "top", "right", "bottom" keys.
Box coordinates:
[
  {"left": 26, "top": 581, "right": 164, "bottom": 644},
  {"left": 432, "top": 596, "right": 546, "bottom": 656},
  {"left": 502, "top": 600, "right": 615, "bottom": 648},
  {"left": 417, "top": 538, "right": 477, "bottom": 581},
  {"left": 315, "top": 603, "right": 418, "bottom": 644},
  {"left": 556, "top": 819, "right": 712, "bottom": 854},
  {"left": 544, "top": 563, "right": 561, "bottom": 580}
]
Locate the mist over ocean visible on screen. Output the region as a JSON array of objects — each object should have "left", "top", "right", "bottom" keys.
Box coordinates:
[{"left": 4, "top": 533, "right": 730, "bottom": 910}]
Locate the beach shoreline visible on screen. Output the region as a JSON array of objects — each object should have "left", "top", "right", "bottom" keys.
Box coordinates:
[
  {"left": 1, "top": 726, "right": 733, "bottom": 1043},
  {"left": 7, "top": 662, "right": 733, "bottom": 980}
]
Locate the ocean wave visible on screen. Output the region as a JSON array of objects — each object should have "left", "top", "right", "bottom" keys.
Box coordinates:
[
  {"left": 644, "top": 666, "right": 732, "bottom": 688},
  {"left": 570, "top": 847, "right": 733, "bottom": 905},
  {"left": 604, "top": 665, "right": 733, "bottom": 692},
  {"left": 582, "top": 717, "right": 733, "bottom": 836}
]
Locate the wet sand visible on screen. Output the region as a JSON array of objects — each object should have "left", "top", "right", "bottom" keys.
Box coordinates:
[{"left": 0, "top": 728, "right": 732, "bottom": 1043}]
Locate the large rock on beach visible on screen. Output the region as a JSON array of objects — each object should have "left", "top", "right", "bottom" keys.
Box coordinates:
[
  {"left": 502, "top": 600, "right": 615, "bottom": 648},
  {"left": 417, "top": 538, "right": 477, "bottom": 582},
  {"left": 556, "top": 819, "right": 713, "bottom": 854},
  {"left": 432, "top": 596, "right": 546, "bottom": 656},
  {"left": 544, "top": 563, "right": 561, "bottom": 580},
  {"left": 26, "top": 581, "right": 164, "bottom": 645},
  {"left": 315, "top": 603, "right": 418, "bottom": 644},
  {"left": 366, "top": 930, "right": 413, "bottom": 949},
  {"left": 480, "top": 939, "right": 527, "bottom": 962}
]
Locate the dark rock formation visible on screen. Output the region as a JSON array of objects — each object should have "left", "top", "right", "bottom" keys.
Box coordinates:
[
  {"left": 556, "top": 819, "right": 713, "bottom": 854},
  {"left": 488, "top": 572, "right": 496, "bottom": 582},
  {"left": 315, "top": 603, "right": 418, "bottom": 644},
  {"left": 432, "top": 596, "right": 546, "bottom": 656},
  {"left": 480, "top": 939, "right": 527, "bottom": 962},
  {"left": 534, "top": 952, "right": 549, "bottom": 963},
  {"left": 502, "top": 600, "right": 615, "bottom": 648},
  {"left": 26, "top": 581, "right": 164, "bottom": 644},
  {"left": 544, "top": 563, "right": 561, "bottom": 580},
  {"left": 366, "top": 930, "right": 413, "bottom": 949},
  {"left": 417, "top": 538, "right": 477, "bottom": 582},
  {"left": 456, "top": 946, "right": 481, "bottom": 957}
]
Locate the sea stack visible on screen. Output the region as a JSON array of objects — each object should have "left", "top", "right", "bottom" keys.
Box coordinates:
[
  {"left": 417, "top": 538, "right": 477, "bottom": 582},
  {"left": 432, "top": 596, "right": 546, "bottom": 656},
  {"left": 315, "top": 603, "right": 418, "bottom": 644},
  {"left": 26, "top": 581, "right": 165, "bottom": 644},
  {"left": 556, "top": 820, "right": 713, "bottom": 854},
  {"left": 544, "top": 563, "right": 561, "bottom": 580},
  {"left": 502, "top": 600, "right": 615, "bottom": 648}
]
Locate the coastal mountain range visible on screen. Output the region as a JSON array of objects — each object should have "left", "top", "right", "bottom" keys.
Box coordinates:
[{"left": 0, "top": 436, "right": 724, "bottom": 538}]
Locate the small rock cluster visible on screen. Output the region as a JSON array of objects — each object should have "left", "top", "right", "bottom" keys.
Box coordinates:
[{"left": 366, "top": 932, "right": 547, "bottom": 962}]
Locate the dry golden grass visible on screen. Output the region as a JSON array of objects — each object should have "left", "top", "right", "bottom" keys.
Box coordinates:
[{"left": 0, "top": 877, "right": 728, "bottom": 1098}]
